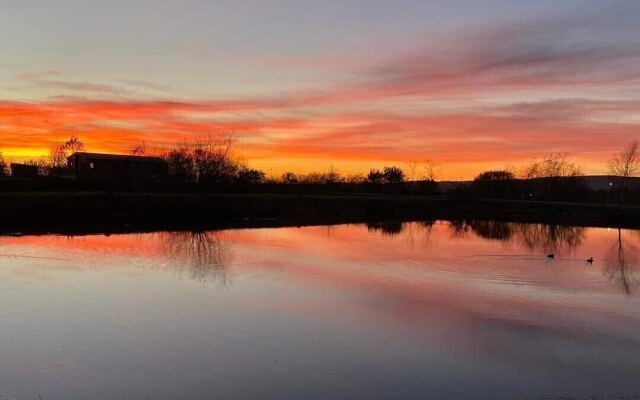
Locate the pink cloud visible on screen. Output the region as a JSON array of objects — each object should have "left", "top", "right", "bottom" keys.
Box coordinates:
[{"left": 3, "top": 18, "right": 640, "bottom": 177}]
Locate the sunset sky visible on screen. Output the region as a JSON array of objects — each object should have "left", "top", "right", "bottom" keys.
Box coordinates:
[{"left": 1, "top": 0, "right": 639, "bottom": 179}]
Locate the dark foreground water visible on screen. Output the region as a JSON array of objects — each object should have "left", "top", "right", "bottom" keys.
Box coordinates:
[{"left": 1, "top": 220, "right": 639, "bottom": 400}]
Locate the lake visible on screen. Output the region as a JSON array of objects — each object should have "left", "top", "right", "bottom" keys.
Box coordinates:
[{"left": 1, "top": 220, "right": 639, "bottom": 399}]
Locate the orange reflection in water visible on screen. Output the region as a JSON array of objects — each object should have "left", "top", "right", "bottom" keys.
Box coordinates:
[{"left": 1, "top": 221, "right": 640, "bottom": 399}]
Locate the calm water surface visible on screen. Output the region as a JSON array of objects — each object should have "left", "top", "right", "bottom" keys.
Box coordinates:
[{"left": 1, "top": 221, "right": 639, "bottom": 399}]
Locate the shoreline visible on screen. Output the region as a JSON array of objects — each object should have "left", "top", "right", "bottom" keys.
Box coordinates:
[{"left": 1, "top": 192, "right": 640, "bottom": 236}]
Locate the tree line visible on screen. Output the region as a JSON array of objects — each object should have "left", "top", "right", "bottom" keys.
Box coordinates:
[
  {"left": 0, "top": 135, "right": 430, "bottom": 188},
  {"left": 3, "top": 135, "right": 640, "bottom": 202},
  {"left": 470, "top": 140, "right": 640, "bottom": 204}
]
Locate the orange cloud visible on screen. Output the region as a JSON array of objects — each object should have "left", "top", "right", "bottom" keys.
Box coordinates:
[
  {"left": 2, "top": 19, "right": 640, "bottom": 178},
  {"left": 1, "top": 96, "right": 639, "bottom": 179}
]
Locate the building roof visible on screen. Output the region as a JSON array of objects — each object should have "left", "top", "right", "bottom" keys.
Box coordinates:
[
  {"left": 67, "top": 152, "right": 166, "bottom": 163},
  {"left": 10, "top": 163, "right": 39, "bottom": 168}
]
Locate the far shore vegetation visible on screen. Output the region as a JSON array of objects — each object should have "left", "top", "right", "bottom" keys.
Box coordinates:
[{"left": 2, "top": 135, "right": 640, "bottom": 206}]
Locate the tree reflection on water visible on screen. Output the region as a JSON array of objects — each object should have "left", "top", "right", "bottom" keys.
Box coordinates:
[
  {"left": 366, "top": 221, "right": 405, "bottom": 236},
  {"left": 368, "top": 219, "right": 586, "bottom": 253},
  {"left": 448, "top": 220, "right": 640, "bottom": 295},
  {"left": 604, "top": 228, "right": 639, "bottom": 295},
  {"left": 364, "top": 219, "right": 640, "bottom": 294},
  {"left": 152, "top": 221, "right": 639, "bottom": 294},
  {"left": 447, "top": 220, "right": 470, "bottom": 237},
  {"left": 367, "top": 220, "right": 436, "bottom": 246},
  {"left": 454, "top": 220, "right": 586, "bottom": 253},
  {"left": 462, "top": 220, "right": 512, "bottom": 241},
  {"left": 158, "top": 231, "right": 231, "bottom": 286}
]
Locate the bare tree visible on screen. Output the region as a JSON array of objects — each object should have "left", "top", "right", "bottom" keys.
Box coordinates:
[
  {"left": 324, "top": 166, "right": 341, "bottom": 184},
  {"left": 162, "top": 134, "right": 255, "bottom": 186},
  {"left": 382, "top": 166, "right": 405, "bottom": 184},
  {"left": 422, "top": 159, "right": 439, "bottom": 182},
  {"left": 50, "top": 135, "right": 85, "bottom": 168},
  {"left": 521, "top": 153, "right": 583, "bottom": 179},
  {"left": 519, "top": 153, "right": 585, "bottom": 201},
  {"left": 609, "top": 140, "right": 640, "bottom": 178},
  {"left": 406, "top": 161, "right": 419, "bottom": 181},
  {"left": 407, "top": 159, "right": 438, "bottom": 181},
  {"left": 608, "top": 140, "right": 640, "bottom": 203},
  {"left": 301, "top": 169, "right": 342, "bottom": 184},
  {"left": 158, "top": 231, "right": 231, "bottom": 286},
  {"left": 343, "top": 173, "right": 365, "bottom": 184},
  {"left": 63, "top": 135, "right": 85, "bottom": 154},
  {"left": 237, "top": 165, "right": 265, "bottom": 184},
  {"left": 50, "top": 144, "right": 67, "bottom": 168},
  {"left": 192, "top": 135, "right": 238, "bottom": 184},
  {"left": 604, "top": 228, "right": 639, "bottom": 295},
  {"left": 130, "top": 143, "right": 146, "bottom": 156},
  {"left": 367, "top": 169, "right": 384, "bottom": 184},
  {"left": 0, "top": 152, "right": 8, "bottom": 176},
  {"left": 165, "top": 143, "right": 194, "bottom": 182},
  {"left": 281, "top": 171, "right": 299, "bottom": 184},
  {"left": 25, "top": 158, "right": 49, "bottom": 176}
]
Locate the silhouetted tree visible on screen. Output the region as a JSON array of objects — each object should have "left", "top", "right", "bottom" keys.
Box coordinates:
[
  {"left": 472, "top": 170, "right": 516, "bottom": 198},
  {"left": 25, "top": 159, "right": 49, "bottom": 176},
  {"left": 406, "top": 161, "right": 420, "bottom": 181},
  {"left": 382, "top": 166, "right": 405, "bottom": 184},
  {"left": 475, "top": 170, "right": 515, "bottom": 181},
  {"left": 367, "top": 169, "right": 384, "bottom": 184},
  {"left": 608, "top": 140, "right": 640, "bottom": 203},
  {"left": 130, "top": 143, "right": 146, "bottom": 156},
  {"left": 301, "top": 169, "right": 341, "bottom": 184},
  {"left": 323, "top": 167, "right": 341, "bottom": 184},
  {"left": 520, "top": 153, "right": 586, "bottom": 202},
  {"left": 161, "top": 136, "right": 267, "bottom": 187},
  {"left": 407, "top": 159, "right": 439, "bottom": 182},
  {"left": 192, "top": 138, "right": 238, "bottom": 184},
  {"left": 343, "top": 173, "right": 365, "bottom": 184},
  {"left": 609, "top": 140, "right": 640, "bottom": 178},
  {"left": 237, "top": 166, "right": 265, "bottom": 185},
  {"left": 49, "top": 135, "right": 86, "bottom": 169},
  {"left": 522, "top": 153, "right": 582, "bottom": 179},
  {"left": 0, "top": 152, "right": 8, "bottom": 177},
  {"left": 63, "top": 135, "right": 84, "bottom": 154},
  {"left": 281, "top": 171, "right": 299, "bottom": 184},
  {"left": 165, "top": 145, "right": 194, "bottom": 182},
  {"left": 422, "top": 159, "right": 438, "bottom": 182},
  {"left": 50, "top": 144, "right": 67, "bottom": 168}
]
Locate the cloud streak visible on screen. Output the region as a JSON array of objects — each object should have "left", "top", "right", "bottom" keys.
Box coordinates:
[
  {"left": 1, "top": 96, "right": 637, "bottom": 176},
  {"left": 18, "top": 70, "right": 132, "bottom": 96},
  {"left": 2, "top": 15, "right": 640, "bottom": 178}
]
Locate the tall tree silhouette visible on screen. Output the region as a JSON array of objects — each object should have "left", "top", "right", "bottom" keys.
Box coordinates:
[
  {"left": 605, "top": 228, "right": 639, "bottom": 295},
  {"left": 608, "top": 140, "right": 640, "bottom": 203},
  {"left": 382, "top": 166, "right": 405, "bottom": 184},
  {"left": 63, "top": 136, "right": 85, "bottom": 154},
  {"left": 0, "top": 152, "right": 8, "bottom": 176},
  {"left": 50, "top": 135, "right": 85, "bottom": 168},
  {"left": 130, "top": 143, "right": 146, "bottom": 156}
]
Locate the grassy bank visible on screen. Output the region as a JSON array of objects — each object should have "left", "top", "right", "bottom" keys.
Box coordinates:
[{"left": 1, "top": 192, "right": 640, "bottom": 235}]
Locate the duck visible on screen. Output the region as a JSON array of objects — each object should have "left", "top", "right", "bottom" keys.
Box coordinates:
[
  {"left": 586, "top": 257, "right": 594, "bottom": 264},
  {"left": 546, "top": 254, "right": 555, "bottom": 259}
]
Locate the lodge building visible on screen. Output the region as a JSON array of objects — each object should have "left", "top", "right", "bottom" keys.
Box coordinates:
[{"left": 67, "top": 152, "right": 168, "bottom": 181}]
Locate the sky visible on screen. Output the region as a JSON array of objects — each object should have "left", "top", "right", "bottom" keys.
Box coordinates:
[{"left": 1, "top": 0, "right": 640, "bottom": 179}]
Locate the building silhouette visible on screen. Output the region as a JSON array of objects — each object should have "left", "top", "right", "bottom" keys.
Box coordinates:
[
  {"left": 67, "top": 152, "right": 168, "bottom": 182},
  {"left": 10, "top": 163, "right": 39, "bottom": 178}
]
